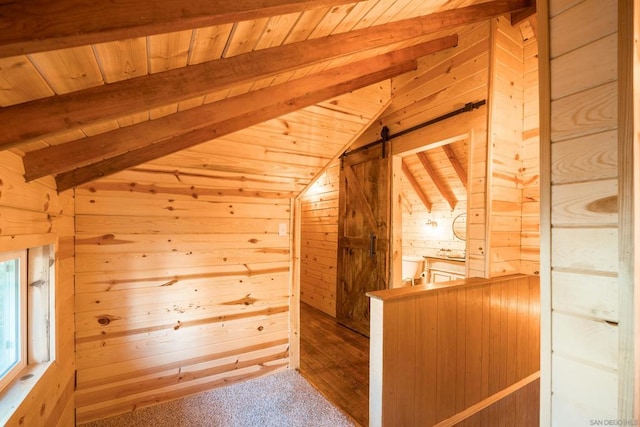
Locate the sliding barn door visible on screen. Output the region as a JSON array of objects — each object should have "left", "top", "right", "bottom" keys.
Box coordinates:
[{"left": 337, "top": 143, "right": 390, "bottom": 336}]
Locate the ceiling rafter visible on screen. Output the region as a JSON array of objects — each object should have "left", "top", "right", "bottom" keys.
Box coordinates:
[
  {"left": 416, "top": 151, "right": 457, "bottom": 211},
  {"left": 442, "top": 144, "right": 468, "bottom": 189},
  {"left": 401, "top": 160, "right": 433, "bottom": 213},
  {"left": 49, "top": 40, "right": 459, "bottom": 191},
  {"left": 0, "top": 0, "right": 532, "bottom": 150},
  {"left": 511, "top": 0, "right": 536, "bottom": 25},
  {"left": 529, "top": 14, "right": 539, "bottom": 39},
  {"left": 0, "top": 0, "right": 356, "bottom": 57}
]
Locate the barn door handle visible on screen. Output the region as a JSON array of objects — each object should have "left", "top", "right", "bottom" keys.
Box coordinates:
[{"left": 369, "top": 233, "right": 377, "bottom": 257}]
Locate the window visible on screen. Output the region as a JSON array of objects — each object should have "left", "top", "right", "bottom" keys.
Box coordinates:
[
  {"left": 0, "top": 244, "right": 54, "bottom": 393},
  {"left": 0, "top": 250, "right": 26, "bottom": 391}
]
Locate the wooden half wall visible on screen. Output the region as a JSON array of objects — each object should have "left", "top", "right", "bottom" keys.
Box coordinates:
[
  {"left": 73, "top": 167, "right": 294, "bottom": 423},
  {"left": 0, "top": 152, "right": 76, "bottom": 426},
  {"left": 368, "top": 274, "right": 540, "bottom": 426}
]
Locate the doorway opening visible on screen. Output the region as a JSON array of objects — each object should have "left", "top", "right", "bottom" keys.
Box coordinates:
[{"left": 390, "top": 136, "right": 471, "bottom": 288}]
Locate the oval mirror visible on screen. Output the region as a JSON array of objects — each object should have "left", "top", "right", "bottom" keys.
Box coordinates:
[{"left": 452, "top": 213, "right": 467, "bottom": 241}]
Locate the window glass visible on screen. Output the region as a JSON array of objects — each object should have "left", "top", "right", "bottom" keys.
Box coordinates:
[
  {"left": 0, "top": 251, "right": 26, "bottom": 391},
  {"left": 0, "top": 256, "right": 22, "bottom": 380}
]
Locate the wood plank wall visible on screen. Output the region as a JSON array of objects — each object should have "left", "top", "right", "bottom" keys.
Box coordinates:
[
  {"left": 299, "top": 23, "right": 492, "bottom": 312},
  {"left": 487, "top": 16, "right": 525, "bottom": 277},
  {"left": 521, "top": 33, "right": 540, "bottom": 276},
  {"left": 401, "top": 198, "right": 467, "bottom": 259},
  {"left": 0, "top": 152, "right": 76, "bottom": 426},
  {"left": 299, "top": 161, "right": 340, "bottom": 316},
  {"left": 486, "top": 16, "right": 540, "bottom": 279},
  {"left": 73, "top": 167, "right": 294, "bottom": 423},
  {"left": 387, "top": 22, "right": 491, "bottom": 279},
  {"left": 546, "top": 0, "right": 624, "bottom": 422},
  {"left": 299, "top": 18, "right": 542, "bottom": 313},
  {"left": 368, "top": 274, "right": 540, "bottom": 426},
  {"left": 467, "top": 113, "right": 490, "bottom": 279}
]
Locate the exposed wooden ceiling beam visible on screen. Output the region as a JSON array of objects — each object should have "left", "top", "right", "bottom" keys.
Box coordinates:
[
  {"left": 0, "top": 0, "right": 531, "bottom": 150},
  {"left": 511, "top": 0, "right": 536, "bottom": 25},
  {"left": 24, "top": 37, "right": 458, "bottom": 183},
  {"left": 50, "top": 40, "right": 455, "bottom": 191},
  {"left": 0, "top": 0, "right": 355, "bottom": 57},
  {"left": 529, "top": 14, "right": 539, "bottom": 39},
  {"left": 401, "top": 161, "right": 432, "bottom": 213},
  {"left": 442, "top": 144, "right": 468, "bottom": 189},
  {"left": 416, "top": 152, "right": 457, "bottom": 211}
]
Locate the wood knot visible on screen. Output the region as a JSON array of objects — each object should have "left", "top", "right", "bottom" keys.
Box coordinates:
[
  {"left": 221, "top": 295, "right": 258, "bottom": 306},
  {"left": 96, "top": 314, "right": 121, "bottom": 326},
  {"left": 586, "top": 195, "right": 617, "bottom": 214},
  {"left": 161, "top": 279, "right": 178, "bottom": 287}
]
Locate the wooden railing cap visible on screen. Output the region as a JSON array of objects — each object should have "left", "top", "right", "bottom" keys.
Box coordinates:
[{"left": 367, "top": 274, "right": 537, "bottom": 302}]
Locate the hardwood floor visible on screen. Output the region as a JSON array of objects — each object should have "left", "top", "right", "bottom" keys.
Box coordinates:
[{"left": 299, "top": 303, "right": 370, "bottom": 427}]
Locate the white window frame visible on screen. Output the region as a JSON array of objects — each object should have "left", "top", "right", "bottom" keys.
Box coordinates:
[
  {"left": 0, "top": 236, "right": 57, "bottom": 425},
  {"left": 0, "top": 250, "right": 27, "bottom": 392}
]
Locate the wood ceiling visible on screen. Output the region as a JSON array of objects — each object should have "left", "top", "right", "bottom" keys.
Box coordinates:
[{"left": 0, "top": 0, "right": 533, "bottom": 194}]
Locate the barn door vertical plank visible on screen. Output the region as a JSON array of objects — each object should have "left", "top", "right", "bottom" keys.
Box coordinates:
[{"left": 337, "top": 143, "right": 390, "bottom": 336}]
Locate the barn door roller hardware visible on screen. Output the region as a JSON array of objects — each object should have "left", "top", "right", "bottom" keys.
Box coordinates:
[{"left": 340, "top": 99, "right": 486, "bottom": 165}]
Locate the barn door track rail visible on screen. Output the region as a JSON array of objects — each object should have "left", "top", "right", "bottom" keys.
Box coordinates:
[{"left": 340, "top": 99, "right": 487, "bottom": 165}]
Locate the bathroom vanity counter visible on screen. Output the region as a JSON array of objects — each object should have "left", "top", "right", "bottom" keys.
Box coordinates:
[{"left": 423, "top": 256, "right": 466, "bottom": 283}]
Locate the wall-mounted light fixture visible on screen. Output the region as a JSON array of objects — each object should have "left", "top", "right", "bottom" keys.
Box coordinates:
[{"left": 426, "top": 219, "right": 438, "bottom": 228}]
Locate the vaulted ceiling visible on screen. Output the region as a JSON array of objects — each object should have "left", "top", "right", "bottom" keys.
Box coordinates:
[{"left": 0, "top": 0, "right": 534, "bottom": 194}]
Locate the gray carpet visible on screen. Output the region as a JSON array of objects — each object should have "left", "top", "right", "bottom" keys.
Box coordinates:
[{"left": 80, "top": 370, "right": 355, "bottom": 427}]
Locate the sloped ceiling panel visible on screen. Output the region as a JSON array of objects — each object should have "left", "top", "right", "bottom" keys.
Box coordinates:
[
  {"left": 0, "top": 0, "right": 532, "bottom": 194},
  {"left": 142, "top": 82, "right": 394, "bottom": 190}
]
